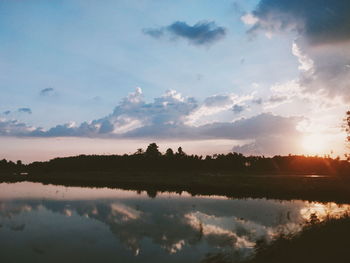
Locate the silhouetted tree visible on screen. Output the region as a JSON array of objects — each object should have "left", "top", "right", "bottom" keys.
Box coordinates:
[
  {"left": 0, "top": 159, "right": 18, "bottom": 173},
  {"left": 146, "top": 189, "right": 158, "bottom": 198},
  {"left": 177, "top": 147, "right": 186, "bottom": 156},
  {"left": 165, "top": 148, "right": 174, "bottom": 157},
  {"left": 135, "top": 148, "right": 144, "bottom": 155},
  {"left": 145, "top": 143, "right": 161, "bottom": 158}
]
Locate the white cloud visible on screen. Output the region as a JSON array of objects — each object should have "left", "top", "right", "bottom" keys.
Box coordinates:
[
  {"left": 292, "top": 42, "right": 314, "bottom": 72},
  {"left": 186, "top": 93, "right": 254, "bottom": 126},
  {"left": 0, "top": 88, "right": 306, "bottom": 156},
  {"left": 241, "top": 13, "right": 258, "bottom": 26}
]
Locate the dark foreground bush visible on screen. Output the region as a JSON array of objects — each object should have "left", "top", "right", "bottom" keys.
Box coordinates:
[{"left": 246, "top": 216, "right": 350, "bottom": 263}]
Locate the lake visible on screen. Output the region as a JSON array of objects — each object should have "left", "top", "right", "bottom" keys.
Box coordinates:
[{"left": 1, "top": 182, "right": 349, "bottom": 263}]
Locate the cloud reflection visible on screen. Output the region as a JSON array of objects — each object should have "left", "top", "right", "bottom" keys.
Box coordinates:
[{"left": 1, "top": 184, "right": 350, "bottom": 262}]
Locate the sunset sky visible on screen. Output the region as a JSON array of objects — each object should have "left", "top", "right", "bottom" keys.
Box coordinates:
[{"left": 1, "top": 0, "right": 349, "bottom": 162}]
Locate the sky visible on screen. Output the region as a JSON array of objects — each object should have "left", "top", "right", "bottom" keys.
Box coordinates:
[{"left": 0, "top": 0, "right": 349, "bottom": 162}]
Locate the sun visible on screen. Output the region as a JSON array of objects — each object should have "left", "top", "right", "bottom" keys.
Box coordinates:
[{"left": 302, "top": 134, "right": 326, "bottom": 155}]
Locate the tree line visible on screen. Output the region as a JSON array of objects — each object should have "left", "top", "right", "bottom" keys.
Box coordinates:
[{"left": 1, "top": 142, "right": 349, "bottom": 176}]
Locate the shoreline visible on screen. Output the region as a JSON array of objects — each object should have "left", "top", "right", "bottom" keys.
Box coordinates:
[{"left": 1, "top": 172, "right": 350, "bottom": 203}]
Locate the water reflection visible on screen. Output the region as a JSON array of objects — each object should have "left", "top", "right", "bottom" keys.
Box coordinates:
[{"left": 0, "top": 182, "right": 349, "bottom": 263}]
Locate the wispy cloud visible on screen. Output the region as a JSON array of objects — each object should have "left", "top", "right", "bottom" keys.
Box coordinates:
[
  {"left": 40, "top": 87, "right": 54, "bottom": 96},
  {"left": 18, "top": 108, "right": 32, "bottom": 114}
]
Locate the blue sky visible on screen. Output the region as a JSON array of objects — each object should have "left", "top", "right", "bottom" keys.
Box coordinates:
[{"left": 0, "top": 0, "right": 349, "bottom": 161}]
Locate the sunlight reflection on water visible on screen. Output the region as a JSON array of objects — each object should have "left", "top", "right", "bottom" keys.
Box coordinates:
[{"left": 0, "top": 182, "right": 349, "bottom": 263}]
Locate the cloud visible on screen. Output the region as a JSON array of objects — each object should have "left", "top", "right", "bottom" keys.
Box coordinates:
[
  {"left": 40, "top": 87, "right": 54, "bottom": 96},
  {"left": 0, "top": 119, "right": 39, "bottom": 136},
  {"left": 142, "top": 28, "right": 164, "bottom": 38},
  {"left": 143, "top": 21, "right": 226, "bottom": 46},
  {"left": 1, "top": 89, "right": 301, "bottom": 141},
  {"left": 124, "top": 113, "right": 302, "bottom": 141},
  {"left": 197, "top": 113, "right": 301, "bottom": 140},
  {"left": 232, "top": 104, "right": 245, "bottom": 114},
  {"left": 241, "top": 13, "right": 258, "bottom": 26},
  {"left": 187, "top": 93, "right": 254, "bottom": 125},
  {"left": 98, "top": 119, "right": 114, "bottom": 134},
  {"left": 264, "top": 94, "right": 290, "bottom": 109},
  {"left": 108, "top": 88, "right": 198, "bottom": 131},
  {"left": 295, "top": 40, "right": 350, "bottom": 102},
  {"left": 232, "top": 134, "right": 302, "bottom": 156},
  {"left": 252, "top": 98, "right": 263, "bottom": 105},
  {"left": 23, "top": 88, "right": 197, "bottom": 138},
  {"left": 18, "top": 108, "right": 32, "bottom": 114},
  {"left": 268, "top": 95, "right": 288, "bottom": 103},
  {"left": 246, "top": 0, "right": 350, "bottom": 102},
  {"left": 248, "top": 0, "right": 350, "bottom": 45},
  {"left": 0, "top": 89, "right": 303, "bottom": 155},
  {"left": 3, "top": 110, "right": 11, "bottom": 115},
  {"left": 204, "top": 95, "right": 234, "bottom": 108},
  {"left": 291, "top": 42, "right": 313, "bottom": 72}
]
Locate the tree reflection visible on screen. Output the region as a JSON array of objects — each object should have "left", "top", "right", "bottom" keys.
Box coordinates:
[{"left": 1, "top": 191, "right": 350, "bottom": 262}]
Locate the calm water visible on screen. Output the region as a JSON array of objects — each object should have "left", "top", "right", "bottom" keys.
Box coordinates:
[{"left": 0, "top": 182, "right": 349, "bottom": 263}]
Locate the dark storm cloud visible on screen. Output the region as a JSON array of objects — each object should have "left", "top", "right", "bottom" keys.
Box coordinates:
[
  {"left": 18, "top": 108, "right": 32, "bottom": 114},
  {"left": 246, "top": 0, "right": 350, "bottom": 102},
  {"left": 250, "top": 0, "right": 350, "bottom": 45},
  {"left": 144, "top": 21, "right": 226, "bottom": 46}
]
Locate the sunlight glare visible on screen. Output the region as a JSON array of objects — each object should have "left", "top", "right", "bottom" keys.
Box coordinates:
[{"left": 302, "top": 134, "right": 326, "bottom": 155}]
